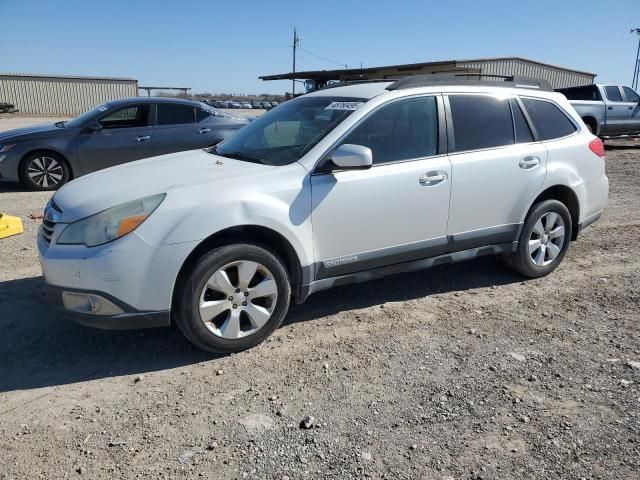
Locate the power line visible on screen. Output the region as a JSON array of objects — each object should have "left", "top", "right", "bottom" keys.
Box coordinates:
[
  {"left": 298, "top": 47, "right": 348, "bottom": 69},
  {"left": 632, "top": 28, "right": 640, "bottom": 90}
]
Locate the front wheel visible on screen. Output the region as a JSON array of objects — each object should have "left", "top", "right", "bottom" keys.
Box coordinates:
[
  {"left": 174, "top": 244, "right": 291, "bottom": 353},
  {"left": 20, "top": 152, "right": 70, "bottom": 190},
  {"left": 506, "top": 199, "right": 572, "bottom": 278}
]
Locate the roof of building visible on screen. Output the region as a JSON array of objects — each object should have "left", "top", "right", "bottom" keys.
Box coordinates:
[
  {"left": 260, "top": 56, "right": 596, "bottom": 81},
  {"left": 0, "top": 72, "right": 137, "bottom": 82}
]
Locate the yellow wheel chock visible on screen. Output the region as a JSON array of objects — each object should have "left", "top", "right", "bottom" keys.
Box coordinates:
[{"left": 0, "top": 213, "right": 24, "bottom": 239}]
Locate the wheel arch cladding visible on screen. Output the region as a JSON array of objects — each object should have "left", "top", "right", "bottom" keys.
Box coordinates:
[
  {"left": 21, "top": 149, "right": 74, "bottom": 179},
  {"left": 530, "top": 185, "right": 580, "bottom": 240},
  {"left": 172, "top": 225, "right": 305, "bottom": 310}
]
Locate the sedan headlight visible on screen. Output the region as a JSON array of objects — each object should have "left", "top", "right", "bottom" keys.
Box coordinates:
[
  {"left": 0, "top": 143, "right": 16, "bottom": 154},
  {"left": 57, "top": 194, "right": 165, "bottom": 247}
]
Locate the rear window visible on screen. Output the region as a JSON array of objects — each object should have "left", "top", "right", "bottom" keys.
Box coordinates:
[
  {"left": 157, "top": 103, "right": 195, "bottom": 125},
  {"left": 521, "top": 98, "right": 577, "bottom": 140},
  {"left": 557, "top": 85, "right": 601, "bottom": 101},
  {"left": 449, "top": 95, "right": 513, "bottom": 152},
  {"left": 604, "top": 86, "right": 623, "bottom": 102}
]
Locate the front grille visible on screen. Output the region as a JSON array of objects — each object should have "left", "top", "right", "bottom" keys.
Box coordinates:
[
  {"left": 42, "top": 219, "right": 56, "bottom": 245},
  {"left": 42, "top": 198, "right": 63, "bottom": 246}
]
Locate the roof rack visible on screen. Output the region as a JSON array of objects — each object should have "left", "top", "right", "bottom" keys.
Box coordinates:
[
  {"left": 386, "top": 73, "right": 553, "bottom": 91},
  {"left": 317, "top": 78, "right": 393, "bottom": 91}
]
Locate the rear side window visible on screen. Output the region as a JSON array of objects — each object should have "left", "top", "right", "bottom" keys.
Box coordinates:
[
  {"left": 510, "top": 99, "right": 533, "bottom": 143},
  {"left": 521, "top": 98, "right": 577, "bottom": 141},
  {"left": 604, "top": 86, "right": 623, "bottom": 102},
  {"left": 196, "top": 108, "right": 212, "bottom": 122},
  {"left": 623, "top": 86, "right": 640, "bottom": 103},
  {"left": 157, "top": 104, "right": 195, "bottom": 125},
  {"left": 449, "top": 95, "right": 513, "bottom": 152}
]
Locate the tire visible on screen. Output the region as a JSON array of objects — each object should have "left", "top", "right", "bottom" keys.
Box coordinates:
[
  {"left": 19, "top": 151, "right": 71, "bottom": 191},
  {"left": 174, "top": 243, "right": 291, "bottom": 353},
  {"left": 506, "top": 199, "right": 572, "bottom": 278}
]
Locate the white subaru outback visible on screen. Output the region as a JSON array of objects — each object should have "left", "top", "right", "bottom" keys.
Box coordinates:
[{"left": 38, "top": 75, "right": 609, "bottom": 353}]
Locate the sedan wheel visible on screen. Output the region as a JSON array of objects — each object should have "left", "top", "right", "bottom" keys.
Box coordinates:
[{"left": 20, "top": 153, "right": 70, "bottom": 190}]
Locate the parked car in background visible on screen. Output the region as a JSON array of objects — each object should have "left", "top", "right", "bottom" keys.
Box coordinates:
[
  {"left": 39, "top": 75, "right": 607, "bottom": 353},
  {"left": 260, "top": 101, "right": 273, "bottom": 110},
  {"left": 229, "top": 101, "right": 242, "bottom": 109},
  {"left": 251, "top": 101, "right": 262, "bottom": 109},
  {"left": 556, "top": 84, "right": 640, "bottom": 137},
  {"left": 240, "top": 101, "right": 253, "bottom": 109},
  {"left": 0, "top": 98, "right": 249, "bottom": 190}
]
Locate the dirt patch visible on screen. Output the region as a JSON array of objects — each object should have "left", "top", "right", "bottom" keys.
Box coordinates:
[{"left": 0, "top": 143, "right": 639, "bottom": 479}]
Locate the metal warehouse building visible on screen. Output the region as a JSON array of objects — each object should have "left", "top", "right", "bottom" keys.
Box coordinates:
[
  {"left": 260, "top": 57, "right": 596, "bottom": 92},
  {"left": 0, "top": 73, "right": 138, "bottom": 116}
]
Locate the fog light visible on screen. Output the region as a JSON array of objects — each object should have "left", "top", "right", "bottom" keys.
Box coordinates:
[{"left": 62, "top": 291, "right": 124, "bottom": 316}]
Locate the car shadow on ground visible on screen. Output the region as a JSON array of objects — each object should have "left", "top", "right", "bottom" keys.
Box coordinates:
[
  {"left": 0, "top": 257, "right": 522, "bottom": 393},
  {"left": 0, "top": 180, "right": 29, "bottom": 193},
  {"left": 604, "top": 143, "right": 640, "bottom": 150}
]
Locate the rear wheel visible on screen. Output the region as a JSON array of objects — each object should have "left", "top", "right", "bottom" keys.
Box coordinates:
[
  {"left": 20, "top": 152, "right": 70, "bottom": 190},
  {"left": 174, "top": 244, "right": 291, "bottom": 353},
  {"left": 506, "top": 200, "right": 572, "bottom": 278}
]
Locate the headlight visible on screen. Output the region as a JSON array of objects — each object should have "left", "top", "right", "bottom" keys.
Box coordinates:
[
  {"left": 57, "top": 194, "right": 165, "bottom": 247},
  {"left": 0, "top": 144, "right": 16, "bottom": 153}
]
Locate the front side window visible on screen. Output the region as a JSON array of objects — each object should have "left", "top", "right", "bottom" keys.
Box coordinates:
[
  {"left": 623, "top": 86, "right": 640, "bottom": 103},
  {"left": 99, "top": 105, "right": 150, "bottom": 129},
  {"left": 339, "top": 96, "right": 438, "bottom": 164},
  {"left": 521, "top": 98, "right": 577, "bottom": 141},
  {"left": 157, "top": 104, "right": 195, "bottom": 126},
  {"left": 449, "top": 95, "right": 513, "bottom": 152},
  {"left": 215, "top": 96, "right": 366, "bottom": 166},
  {"left": 604, "top": 86, "right": 623, "bottom": 102}
]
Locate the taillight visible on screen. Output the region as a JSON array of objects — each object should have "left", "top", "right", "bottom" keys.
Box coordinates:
[{"left": 588, "top": 138, "right": 605, "bottom": 157}]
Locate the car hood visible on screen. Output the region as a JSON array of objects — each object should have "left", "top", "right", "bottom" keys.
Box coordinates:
[
  {"left": 0, "top": 123, "right": 69, "bottom": 142},
  {"left": 52, "top": 149, "right": 278, "bottom": 223}
]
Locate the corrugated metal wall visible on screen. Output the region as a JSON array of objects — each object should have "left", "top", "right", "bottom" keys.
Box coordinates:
[
  {"left": 0, "top": 74, "right": 138, "bottom": 116},
  {"left": 456, "top": 59, "right": 595, "bottom": 89}
]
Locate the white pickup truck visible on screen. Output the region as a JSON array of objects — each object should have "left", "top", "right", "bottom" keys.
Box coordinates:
[{"left": 556, "top": 84, "right": 640, "bottom": 138}]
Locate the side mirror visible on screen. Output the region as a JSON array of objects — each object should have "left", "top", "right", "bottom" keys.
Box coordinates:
[
  {"left": 330, "top": 144, "right": 372, "bottom": 170},
  {"left": 87, "top": 122, "right": 102, "bottom": 132}
]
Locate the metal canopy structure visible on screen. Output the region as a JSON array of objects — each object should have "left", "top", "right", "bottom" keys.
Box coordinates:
[
  {"left": 138, "top": 86, "right": 192, "bottom": 99},
  {"left": 260, "top": 57, "right": 597, "bottom": 92}
]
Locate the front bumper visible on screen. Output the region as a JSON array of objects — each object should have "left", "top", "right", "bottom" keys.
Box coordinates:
[
  {"left": 38, "top": 227, "right": 198, "bottom": 330},
  {"left": 44, "top": 283, "right": 170, "bottom": 329}
]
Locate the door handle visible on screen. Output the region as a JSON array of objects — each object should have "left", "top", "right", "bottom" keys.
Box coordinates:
[
  {"left": 136, "top": 135, "right": 151, "bottom": 142},
  {"left": 629, "top": 106, "right": 634, "bottom": 110},
  {"left": 419, "top": 171, "right": 447, "bottom": 186},
  {"left": 519, "top": 156, "right": 540, "bottom": 169},
  {"left": 607, "top": 106, "right": 614, "bottom": 110},
  {"left": 199, "top": 128, "right": 211, "bottom": 134}
]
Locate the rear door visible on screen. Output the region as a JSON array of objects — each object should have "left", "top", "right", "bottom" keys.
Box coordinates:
[
  {"left": 602, "top": 85, "right": 630, "bottom": 134},
  {"left": 151, "top": 103, "right": 201, "bottom": 156},
  {"left": 445, "top": 94, "right": 548, "bottom": 248},
  {"left": 75, "top": 104, "right": 152, "bottom": 173},
  {"left": 622, "top": 86, "right": 640, "bottom": 133}
]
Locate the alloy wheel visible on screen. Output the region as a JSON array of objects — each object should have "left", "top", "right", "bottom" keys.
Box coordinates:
[
  {"left": 198, "top": 260, "right": 278, "bottom": 339},
  {"left": 27, "top": 156, "right": 64, "bottom": 188},
  {"left": 528, "top": 212, "right": 566, "bottom": 267}
]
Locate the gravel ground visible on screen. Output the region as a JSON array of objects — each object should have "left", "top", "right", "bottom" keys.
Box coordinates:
[{"left": 0, "top": 118, "right": 638, "bottom": 479}]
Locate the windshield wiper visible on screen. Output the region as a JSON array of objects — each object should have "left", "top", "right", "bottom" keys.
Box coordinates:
[
  {"left": 212, "top": 147, "right": 263, "bottom": 164},
  {"left": 54, "top": 121, "right": 66, "bottom": 128}
]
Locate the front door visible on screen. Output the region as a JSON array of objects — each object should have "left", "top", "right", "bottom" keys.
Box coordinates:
[
  {"left": 602, "top": 85, "right": 631, "bottom": 135},
  {"left": 76, "top": 104, "right": 152, "bottom": 173},
  {"left": 310, "top": 95, "right": 451, "bottom": 279},
  {"left": 622, "top": 86, "right": 640, "bottom": 133}
]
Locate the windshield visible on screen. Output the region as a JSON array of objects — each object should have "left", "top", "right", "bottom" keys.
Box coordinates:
[
  {"left": 213, "top": 96, "right": 367, "bottom": 166},
  {"left": 66, "top": 104, "right": 111, "bottom": 128}
]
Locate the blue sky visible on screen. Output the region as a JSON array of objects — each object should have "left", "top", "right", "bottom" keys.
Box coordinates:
[{"left": 1, "top": 0, "right": 638, "bottom": 94}]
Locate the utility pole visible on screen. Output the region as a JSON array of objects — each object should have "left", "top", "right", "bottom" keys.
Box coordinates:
[
  {"left": 292, "top": 27, "right": 300, "bottom": 96},
  {"left": 632, "top": 28, "right": 640, "bottom": 90}
]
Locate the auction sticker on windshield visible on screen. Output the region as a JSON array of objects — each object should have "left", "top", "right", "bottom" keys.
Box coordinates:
[{"left": 325, "top": 101, "right": 364, "bottom": 111}]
